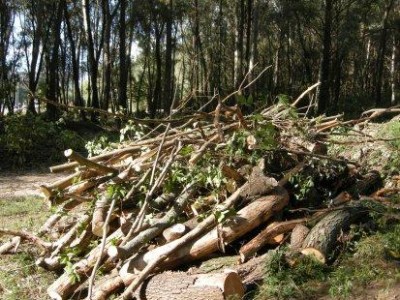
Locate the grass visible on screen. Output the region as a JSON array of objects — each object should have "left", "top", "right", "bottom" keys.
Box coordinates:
[
  {"left": 0, "top": 196, "right": 56, "bottom": 300},
  {"left": 254, "top": 213, "right": 400, "bottom": 300}
]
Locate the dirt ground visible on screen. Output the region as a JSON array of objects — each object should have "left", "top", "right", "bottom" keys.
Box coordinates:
[{"left": 0, "top": 171, "right": 65, "bottom": 198}]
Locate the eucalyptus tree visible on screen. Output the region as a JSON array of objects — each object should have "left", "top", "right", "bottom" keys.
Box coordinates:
[
  {"left": 0, "top": 0, "right": 15, "bottom": 114},
  {"left": 18, "top": 0, "right": 54, "bottom": 114},
  {"left": 81, "top": 0, "right": 101, "bottom": 116},
  {"left": 64, "top": 0, "right": 85, "bottom": 112},
  {"left": 45, "top": 0, "right": 65, "bottom": 119}
]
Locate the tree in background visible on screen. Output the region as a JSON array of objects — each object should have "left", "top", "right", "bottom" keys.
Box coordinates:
[{"left": 1, "top": 0, "right": 399, "bottom": 118}]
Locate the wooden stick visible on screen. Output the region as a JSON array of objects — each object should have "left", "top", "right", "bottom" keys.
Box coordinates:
[
  {"left": 0, "top": 236, "right": 21, "bottom": 254},
  {"left": 88, "top": 193, "right": 118, "bottom": 299},
  {"left": 239, "top": 218, "right": 307, "bottom": 263},
  {"left": 64, "top": 149, "right": 118, "bottom": 174},
  {"left": 0, "top": 228, "right": 52, "bottom": 251}
]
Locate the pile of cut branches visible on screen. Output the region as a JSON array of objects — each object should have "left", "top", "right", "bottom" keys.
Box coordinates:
[{"left": 1, "top": 100, "right": 398, "bottom": 300}]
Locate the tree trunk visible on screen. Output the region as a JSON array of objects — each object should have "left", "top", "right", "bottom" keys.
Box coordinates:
[
  {"left": 302, "top": 205, "right": 368, "bottom": 262},
  {"left": 234, "top": 0, "right": 245, "bottom": 88},
  {"left": 153, "top": 24, "right": 162, "bottom": 117},
  {"left": 101, "top": 0, "right": 112, "bottom": 111},
  {"left": 317, "top": 0, "right": 333, "bottom": 115},
  {"left": 163, "top": 0, "right": 174, "bottom": 114},
  {"left": 374, "top": 0, "right": 395, "bottom": 106},
  {"left": 118, "top": 0, "right": 128, "bottom": 110},
  {"left": 64, "top": 1, "right": 85, "bottom": 117},
  {"left": 82, "top": 0, "right": 100, "bottom": 119},
  {"left": 46, "top": 0, "right": 64, "bottom": 120},
  {"left": 390, "top": 35, "right": 397, "bottom": 105}
]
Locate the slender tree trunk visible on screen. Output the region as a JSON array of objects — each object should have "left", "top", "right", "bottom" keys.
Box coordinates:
[
  {"left": 390, "top": 35, "right": 397, "bottom": 104},
  {"left": 163, "top": 0, "right": 174, "bottom": 114},
  {"left": 153, "top": 24, "right": 162, "bottom": 117},
  {"left": 234, "top": 0, "right": 245, "bottom": 88},
  {"left": 64, "top": 1, "right": 85, "bottom": 118},
  {"left": 101, "top": 0, "right": 112, "bottom": 111},
  {"left": 118, "top": 0, "right": 128, "bottom": 110},
  {"left": 193, "top": 0, "right": 208, "bottom": 95},
  {"left": 294, "top": 12, "right": 313, "bottom": 83},
  {"left": 0, "top": 0, "right": 12, "bottom": 114},
  {"left": 374, "top": 0, "right": 395, "bottom": 106},
  {"left": 317, "top": 0, "right": 333, "bottom": 115},
  {"left": 46, "top": 0, "right": 64, "bottom": 120},
  {"left": 82, "top": 0, "right": 100, "bottom": 120}
]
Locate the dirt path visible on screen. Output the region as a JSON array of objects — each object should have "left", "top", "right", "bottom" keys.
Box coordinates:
[{"left": 0, "top": 171, "right": 65, "bottom": 198}]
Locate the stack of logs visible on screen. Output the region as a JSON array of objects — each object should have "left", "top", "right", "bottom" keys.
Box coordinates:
[{"left": 0, "top": 103, "right": 393, "bottom": 300}]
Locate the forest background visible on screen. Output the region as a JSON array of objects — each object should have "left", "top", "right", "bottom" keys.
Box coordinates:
[{"left": 0, "top": 0, "right": 399, "bottom": 167}]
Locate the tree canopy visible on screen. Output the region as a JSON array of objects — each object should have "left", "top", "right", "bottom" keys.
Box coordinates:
[{"left": 0, "top": 0, "right": 399, "bottom": 119}]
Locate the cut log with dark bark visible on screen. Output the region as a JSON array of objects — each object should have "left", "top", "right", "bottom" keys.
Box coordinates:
[{"left": 301, "top": 204, "right": 369, "bottom": 262}]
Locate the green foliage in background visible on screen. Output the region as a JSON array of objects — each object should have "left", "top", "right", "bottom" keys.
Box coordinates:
[{"left": 0, "top": 114, "right": 84, "bottom": 169}]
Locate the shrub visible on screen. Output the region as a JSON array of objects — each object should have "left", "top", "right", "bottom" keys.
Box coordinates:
[{"left": 0, "top": 114, "right": 84, "bottom": 169}]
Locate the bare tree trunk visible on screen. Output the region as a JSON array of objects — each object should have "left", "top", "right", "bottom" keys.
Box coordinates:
[
  {"left": 374, "top": 0, "right": 395, "bottom": 106},
  {"left": 153, "top": 24, "right": 163, "bottom": 117},
  {"left": 244, "top": 0, "right": 253, "bottom": 94},
  {"left": 101, "top": 0, "right": 112, "bottom": 111},
  {"left": 0, "top": 0, "right": 13, "bottom": 114},
  {"left": 46, "top": 0, "right": 64, "bottom": 120},
  {"left": 118, "top": 0, "right": 128, "bottom": 110},
  {"left": 317, "top": 0, "right": 333, "bottom": 115},
  {"left": 163, "top": 0, "right": 174, "bottom": 114},
  {"left": 234, "top": 0, "right": 245, "bottom": 88},
  {"left": 64, "top": 1, "right": 85, "bottom": 118},
  {"left": 82, "top": 0, "right": 100, "bottom": 119},
  {"left": 390, "top": 35, "right": 397, "bottom": 105},
  {"left": 193, "top": 0, "right": 208, "bottom": 95}
]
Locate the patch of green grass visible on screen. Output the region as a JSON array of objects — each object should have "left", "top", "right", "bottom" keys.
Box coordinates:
[
  {"left": 0, "top": 196, "right": 50, "bottom": 231},
  {"left": 255, "top": 249, "right": 329, "bottom": 300},
  {"left": 254, "top": 221, "right": 400, "bottom": 300},
  {"left": 328, "top": 223, "right": 400, "bottom": 298},
  {"left": 0, "top": 196, "right": 54, "bottom": 299},
  {"left": 0, "top": 251, "right": 56, "bottom": 300}
]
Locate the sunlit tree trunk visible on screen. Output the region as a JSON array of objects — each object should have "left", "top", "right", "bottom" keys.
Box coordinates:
[
  {"left": 390, "top": 35, "right": 397, "bottom": 104},
  {"left": 82, "top": 0, "right": 100, "bottom": 119},
  {"left": 234, "top": 0, "right": 245, "bottom": 88},
  {"left": 118, "top": 0, "right": 128, "bottom": 110},
  {"left": 64, "top": 1, "right": 84, "bottom": 118}
]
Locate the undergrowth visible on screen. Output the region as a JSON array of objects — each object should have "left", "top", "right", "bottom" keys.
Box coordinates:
[
  {"left": 0, "top": 114, "right": 85, "bottom": 169},
  {"left": 255, "top": 219, "right": 400, "bottom": 300}
]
